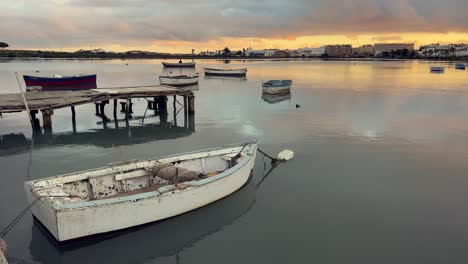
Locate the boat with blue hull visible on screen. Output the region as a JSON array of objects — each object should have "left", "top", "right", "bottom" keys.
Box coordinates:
[{"left": 455, "top": 64, "right": 466, "bottom": 70}]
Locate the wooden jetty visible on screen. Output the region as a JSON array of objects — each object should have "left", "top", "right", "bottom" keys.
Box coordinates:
[{"left": 0, "top": 85, "right": 195, "bottom": 132}]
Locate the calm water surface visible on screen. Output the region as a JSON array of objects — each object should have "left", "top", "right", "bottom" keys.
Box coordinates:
[{"left": 1, "top": 59, "right": 468, "bottom": 263}]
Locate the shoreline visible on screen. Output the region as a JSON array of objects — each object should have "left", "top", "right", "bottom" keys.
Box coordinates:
[
  {"left": 0, "top": 49, "right": 467, "bottom": 62},
  {"left": 0, "top": 56, "right": 467, "bottom": 63}
]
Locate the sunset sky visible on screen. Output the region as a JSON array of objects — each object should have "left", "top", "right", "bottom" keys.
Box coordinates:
[{"left": 1, "top": 0, "right": 467, "bottom": 53}]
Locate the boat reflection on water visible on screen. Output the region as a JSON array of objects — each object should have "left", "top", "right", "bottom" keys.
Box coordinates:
[
  {"left": 261, "top": 92, "right": 292, "bottom": 104},
  {"left": 0, "top": 123, "right": 193, "bottom": 156},
  {"left": 175, "top": 84, "right": 200, "bottom": 91},
  {"left": 161, "top": 67, "right": 196, "bottom": 77},
  {"left": 204, "top": 75, "right": 247, "bottom": 81},
  {"left": 29, "top": 177, "right": 257, "bottom": 264}
]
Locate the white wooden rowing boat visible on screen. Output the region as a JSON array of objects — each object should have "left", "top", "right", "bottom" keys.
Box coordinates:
[
  {"left": 24, "top": 141, "right": 258, "bottom": 242},
  {"left": 204, "top": 68, "right": 247, "bottom": 77},
  {"left": 159, "top": 75, "right": 199, "bottom": 87},
  {"left": 262, "top": 80, "right": 292, "bottom": 94},
  {"left": 162, "top": 62, "right": 196, "bottom": 68}
]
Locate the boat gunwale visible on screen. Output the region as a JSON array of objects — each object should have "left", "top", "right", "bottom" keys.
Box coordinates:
[
  {"left": 203, "top": 67, "right": 248, "bottom": 72},
  {"left": 158, "top": 75, "right": 199, "bottom": 80},
  {"left": 26, "top": 140, "right": 258, "bottom": 210}
]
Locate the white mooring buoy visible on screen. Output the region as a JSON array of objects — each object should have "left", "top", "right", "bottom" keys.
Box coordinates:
[{"left": 277, "top": 149, "right": 294, "bottom": 161}]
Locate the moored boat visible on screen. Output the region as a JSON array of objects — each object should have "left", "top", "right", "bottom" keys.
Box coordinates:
[
  {"left": 159, "top": 75, "right": 199, "bottom": 87},
  {"left": 262, "top": 80, "right": 292, "bottom": 95},
  {"left": 24, "top": 141, "right": 258, "bottom": 242},
  {"left": 430, "top": 66, "right": 445, "bottom": 73},
  {"left": 455, "top": 64, "right": 466, "bottom": 70},
  {"left": 23, "top": 74, "right": 97, "bottom": 91},
  {"left": 204, "top": 67, "right": 247, "bottom": 77},
  {"left": 162, "top": 62, "right": 196, "bottom": 68}
]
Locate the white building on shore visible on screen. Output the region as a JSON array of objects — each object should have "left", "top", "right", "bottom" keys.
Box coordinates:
[
  {"left": 245, "top": 47, "right": 277, "bottom": 57},
  {"left": 297, "top": 47, "right": 326, "bottom": 57}
]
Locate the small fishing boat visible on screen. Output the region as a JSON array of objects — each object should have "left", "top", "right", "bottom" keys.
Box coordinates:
[
  {"left": 262, "top": 92, "right": 291, "bottom": 104},
  {"left": 24, "top": 141, "right": 258, "bottom": 242},
  {"left": 204, "top": 67, "right": 247, "bottom": 77},
  {"left": 455, "top": 64, "right": 466, "bottom": 70},
  {"left": 23, "top": 74, "right": 97, "bottom": 91},
  {"left": 430, "top": 66, "right": 445, "bottom": 73},
  {"left": 162, "top": 62, "right": 196, "bottom": 68},
  {"left": 262, "top": 80, "right": 292, "bottom": 95},
  {"left": 159, "top": 75, "right": 199, "bottom": 87}
]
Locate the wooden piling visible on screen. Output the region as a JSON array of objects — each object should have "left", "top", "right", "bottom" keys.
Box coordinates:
[
  {"left": 120, "top": 102, "right": 127, "bottom": 112},
  {"left": 99, "top": 102, "right": 106, "bottom": 116},
  {"left": 183, "top": 96, "right": 188, "bottom": 128},
  {"left": 95, "top": 103, "right": 100, "bottom": 115},
  {"left": 188, "top": 113, "right": 195, "bottom": 131},
  {"left": 173, "top": 95, "right": 177, "bottom": 126},
  {"left": 188, "top": 95, "right": 195, "bottom": 114},
  {"left": 41, "top": 108, "right": 53, "bottom": 132},
  {"left": 71, "top": 106, "right": 76, "bottom": 133},
  {"left": 125, "top": 98, "right": 131, "bottom": 120},
  {"left": 158, "top": 96, "right": 168, "bottom": 124}
]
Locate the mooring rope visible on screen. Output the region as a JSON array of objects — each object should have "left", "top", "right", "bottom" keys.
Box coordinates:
[{"left": 0, "top": 195, "right": 77, "bottom": 238}]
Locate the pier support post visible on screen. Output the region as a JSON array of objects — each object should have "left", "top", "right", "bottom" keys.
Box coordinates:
[
  {"left": 71, "top": 106, "right": 76, "bottom": 133},
  {"left": 99, "top": 100, "right": 109, "bottom": 116},
  {"left": 30, "top": 110, "right": 41, "bottom": 131},
  {"left": 95, "top": 103, "right": 100, "bottom": 115},
  {"left": 173, "top": 95, "right": 177, "bottom": 126},
  {"left": 128, "top": 100, "right": 134, "bottom": 114},
  {"left": 188, "top": 112, "right": 195, "bottom": 131},
  {"left": 157, "top": 96, "right": 168, "bottom": 124},
  {"left": 113, "top": 99, "right": 118, "bottom": 128},
  {"left": 113, "top": 99, "right": 117, "bottom": 116},
  {"left": 153, "top": 97, "right": 159, "bottom": 111},
  {"left": 41, "top": 108, "right": 53, "bottom": 133},
  {"left": 188, "top": 94, "right": 195, "bottom": 114},
  {"left": 120, "top": 102, "right": 127, "bottom": 112},
  {"left": 125, "top": 98, "right": 131, "bottom": 120},
  {"left": 183, "top": 96, "right": 188, "bottom": 128}
]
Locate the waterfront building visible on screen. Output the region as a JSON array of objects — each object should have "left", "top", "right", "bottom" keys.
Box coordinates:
[
  {"left": 352, "top": 45, "right": 374, "bottom": 55},
  {"left": 324, "top": 45, "right": 353, "bottom": 57},
  {"left": 297, "top": 46, "right": 326, "bottom": 57},
  {"left": 374, "top": 43, "right": 414, "bottom": 56}
]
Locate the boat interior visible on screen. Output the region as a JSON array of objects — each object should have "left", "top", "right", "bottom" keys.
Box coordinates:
[{"left": 29, "top": 146, "right": 249, "bottom": 206}]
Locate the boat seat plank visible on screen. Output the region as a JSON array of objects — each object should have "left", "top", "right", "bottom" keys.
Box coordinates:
[
  {"left": 95, "top": 183, "right": 166, "bottom": 200},
  {"left": 115, "top": 169, "right": 149, "bottom": 181}
]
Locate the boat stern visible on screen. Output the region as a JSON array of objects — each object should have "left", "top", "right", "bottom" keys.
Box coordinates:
[{"left": 24, "top": 181, "right": 60, "bottom": 241}]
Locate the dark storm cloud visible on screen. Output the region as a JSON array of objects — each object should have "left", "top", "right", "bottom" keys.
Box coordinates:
[{"left": 1, "top": 0, "right": 467, "bottom": 48}]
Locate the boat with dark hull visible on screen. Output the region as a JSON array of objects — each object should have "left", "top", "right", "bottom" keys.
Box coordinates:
[
  {"left": 162, "top": 62, "right": 196, "bottom": 68},
  {"left": 23, "top": 74, "right": 97, "bottom": 91},
  {"left": 455, "top": 64, "right": 466, "bottom": 70}
]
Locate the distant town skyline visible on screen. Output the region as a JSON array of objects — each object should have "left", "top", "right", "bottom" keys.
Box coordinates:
[{"left": 1, "top": 0, "right": 467, "bottom": 53}]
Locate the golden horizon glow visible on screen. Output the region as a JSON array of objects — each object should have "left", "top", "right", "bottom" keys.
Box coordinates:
[{"left": 17, "top": 32, "right": 468, "bottom": 54}]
